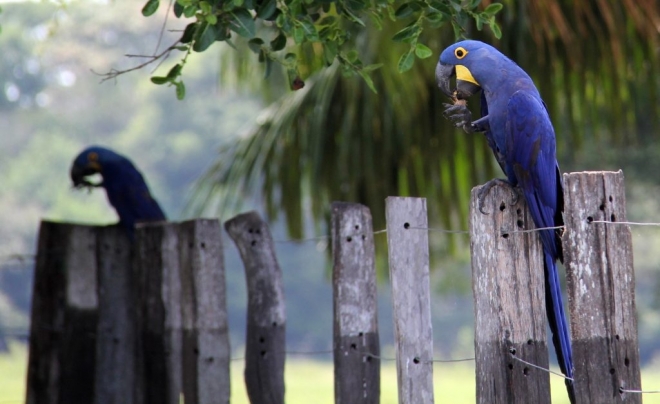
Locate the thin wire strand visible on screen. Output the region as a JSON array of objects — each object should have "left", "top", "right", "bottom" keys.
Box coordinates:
[
  {"left": 509, "top": 354, "right": 573, "bottom": 381},
  {"left": 620, "top": 387, "right": 660, "bottom": 394},
  {"left": 408, "top": 226, "right": 469, "bottom": 234},
  {"left": 591, "top": 220, "right": 660, "bottom": 227}
]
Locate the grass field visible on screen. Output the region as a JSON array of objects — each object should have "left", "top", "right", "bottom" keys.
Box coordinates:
[{"left": 2, "top": 342, "right": 659, "bottom": 403}]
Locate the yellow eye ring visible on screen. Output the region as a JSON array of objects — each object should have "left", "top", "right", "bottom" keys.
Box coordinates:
[
  {"left": 88, "top": 152, "right": 98, "bottom": 162},
  {"left": 455, "top": 47, "right": 468, "bottom": 59}
]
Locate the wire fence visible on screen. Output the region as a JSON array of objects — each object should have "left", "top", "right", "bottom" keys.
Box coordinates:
[{"left": 3, "top": 216, "right": 660, "bottom": 398}]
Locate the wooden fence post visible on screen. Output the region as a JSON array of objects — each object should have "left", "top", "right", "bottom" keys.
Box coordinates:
[
  {"left": 469, "top": 183, "right": 551, "bottom": 404},
  {"left": 94, "top": 226, "right": 138, "bottom": 404},
  {"left": 562, "top": 171, "right": 642, "bottom": 403},
  {"left": 385, "top": 197, "right": 434, "bottom": 404},
  {"left": 27, "top": 222, "right": 99, "bottom": 404},
  {"left": 134, "top": 223, "right": 183, "bottom": 404},
  {"left": 331, "top": 202, "right": 380, "bottom": 404},
  {"left": 225, "top": 212, "right": 286, "bottom": 404},
  {"left": 178, "top": 219, "right": 231, "bottom": 404}
]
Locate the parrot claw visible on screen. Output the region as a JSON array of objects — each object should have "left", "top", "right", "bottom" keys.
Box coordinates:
[
  {"left": 442, "top": 103, "right": 474, "bottom": 133},
  {"left": 476, "top": 178, "right": 519, "bottom": 214}
]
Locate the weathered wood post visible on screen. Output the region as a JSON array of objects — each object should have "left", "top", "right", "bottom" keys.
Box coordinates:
[
  {"left": 562, "top": 171, "right": 642, "bottom": 403},
  {"left": 27, "top": 222, "right": 99, "bottom": 404},
  {"left": 225, "top": 212, "right": 286, "bottom": 404},
  {"left": 134, "top": 222, "right": 183, "bottom": 404},
  {"left": 331, "top": 202, "right": 380, "bottom": 404},
  {"left": 94, "top": 226, "right": 139, "bottom": 404},
  {"left": 385, "top": 197, "right": 434, "bottom": 404},
  {"left": 469, "top": 183, "right": 551, "bottom": 404},
  {"left": 178, "top": 219, "right": 231, "bottom": 404}
]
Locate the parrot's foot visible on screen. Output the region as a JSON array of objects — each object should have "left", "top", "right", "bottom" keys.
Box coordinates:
[
  {"left": 476, "top": 178, "right": 519, "bottom": 214},
  {"left": 442, "top": 102, "right": 475, "bottom": 134}
]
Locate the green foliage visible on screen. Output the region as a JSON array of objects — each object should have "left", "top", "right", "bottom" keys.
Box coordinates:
[{"left": 142, "top": 0, "right": 503, "bottom": 96}]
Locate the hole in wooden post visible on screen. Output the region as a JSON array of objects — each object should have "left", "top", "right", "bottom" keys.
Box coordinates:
[
  {"left": 517, "top": 220, "right": 524, "bottom": 228},
  {"left": 346, "top": 236, "right": 352, "bottom": 242},
  {"left": 404, "top": 222, "right": 410, "bottom": 229},
  {"left": 248, "top": 228, "right": 253, "bottom": 233},
  {"left": 260, "top": 351, "right": 267, "bottom": 357},
  {"left": 206, "top": 357, "right": 214, "bottom": 363},
  {"left": 508, "top": 363, "right": 514, "bottom": 370},
  {"left": 499, "top": 202, "right": 506, "bottom": 211},
  {"left": 625, "top": 357, "right": 630, "bottom": 367},
  {"left": 527, "top": 339, "right": 533, "bottom": 345},
  {"left": 509, "top": 347, "right": 516, "bottom": 355},
  {"left": 516, "top": 209, "right": 521, "bottom": 215},
  {"left": 350, "top": 343, "right": 357, "bottom": 350},
  {"left": 358, "top": 332, "right": 364, "bottom": 337},
  {"left": 259, "top": 337, "right": 265, "bottom": 343},
  {"left": 502, "top": 233, "right": 510, "bottom": 239},
  {"left": 615, "top": 334, "right": 620, "bottom": 340},
  {"left": 200, "top": 242, "right": 206, "bottom": 249},
  {"left": 272, "top": 322, "right": 278, "bottom": 327},
  {"left": 362, "top": 235, "right": 366, "bottom": 240},
  {"left": 609, "top": 368, "right": 615, "bottom": 375},
  {"left": 609, "top": 195, "right": 613, "bottom": 202},
  {"left": 599, "top": 204, "right": 605, "bottom": 211},
  {"left": 523, "top": 367, "right": 529, "bottom": 376},
  {"left": 193, "top": 348, "right": 199, "bottom": 355},
  {"left": 251, "top": 240, "right": 256, "bottom": 246},
  {"left": 587, "top": 216, "right": 594, "bottom": 223},
  {"left": 611, "top": 214, "right": 616, "bottom": 222},
  {"left": 256, "top": 229, "right": 261, "bottom": 234},
  {"left": 188, "top": 242, "right": 194, "bottom": 248},
  {"left": 355, "top": 225, "right": 360, "bottom": 230},
  {"left": 413, "top": 357, "right": 420, "bottom": 364}
]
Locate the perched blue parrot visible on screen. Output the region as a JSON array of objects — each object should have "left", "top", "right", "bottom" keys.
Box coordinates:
[
  {"left": 436, "top": 40, "right": 574, "bottom": 402},
  {"left": 70, "top": 146, "right": 166, "bottom": 237}
]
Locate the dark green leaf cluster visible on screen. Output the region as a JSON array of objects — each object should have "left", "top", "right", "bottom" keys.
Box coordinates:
[{"left": 141, "top": 0, "right": 502, "bottom": 97}]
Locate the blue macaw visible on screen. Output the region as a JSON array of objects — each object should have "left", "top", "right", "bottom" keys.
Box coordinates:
[
  {"left": 436, "top": 40, "right": 574, "bottom": 402},
  {"left": 70, "top": 146, "right": 166, "bottom": 237}
]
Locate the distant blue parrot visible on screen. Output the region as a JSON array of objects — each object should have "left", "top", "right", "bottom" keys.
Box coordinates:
[
  {"left": 436, "top": 40, "right": 574, "bottom": 402},
  {"left": 70, "top": 146, "right": 166, "bottom": 237}
]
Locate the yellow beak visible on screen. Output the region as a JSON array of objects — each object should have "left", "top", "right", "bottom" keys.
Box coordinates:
[{"left": 456, "top": 65, "right": 479, "bottom": 86}]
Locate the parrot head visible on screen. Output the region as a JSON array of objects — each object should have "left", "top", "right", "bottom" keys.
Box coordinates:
[
  {"left": 435, "top": 40, "right": 496, "bottom": 100},
  {"left": 70, "top": 146, "right": 117, "bottom": 189}
]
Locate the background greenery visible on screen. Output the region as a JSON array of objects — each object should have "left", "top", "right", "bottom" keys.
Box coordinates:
[{"left": 0, "top": 0, "right": 659, "bottom": 402}]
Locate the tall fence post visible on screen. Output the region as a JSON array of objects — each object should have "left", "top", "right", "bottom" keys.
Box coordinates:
[
  {"left": 385, "top": 197, "right": 434, "bottom": 404},
  {"left": 331, "top": 202, "right": 380, "bottom": 404},
  {"left": 469, "top": 183, "right": 551, "bottom": 404},
  {"left": 178, "top": 219, "right": 231, "bottom": 404},
  {"left": 94, "top": 226, "right": 138, "bottom": 404},
  {"left": 562, "top": 171, "right": 642, "bottom": 403},
  {"left": 225, "top": 212, "right": 286, "bottom": 404},
  {"left": 27, "top": 222, "right": 99, "bottom": 404},
  {"left": 134, "top": 222, "right": 183, "bottom": 404}
]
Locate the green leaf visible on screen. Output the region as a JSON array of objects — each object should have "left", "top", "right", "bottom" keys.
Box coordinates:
[
  {"left": 469, "top": 0, "right": 482, "bottom": 9},
  {"left": 248, "top": 38, "right": 264, "bottom": 53},
  {"left": 284, "top": 52, "right": 297, "bottom": 63},
  {"left": 175, "top": 81, "right": 186, "bottom": 100},
  {"left": 483, "top": 3, "right": 503, "bottom": 15},
  {"left": 150, "top": 76, "right": 170, "bottom": 85},
  {"left": 206, "top": 14, "right": 218, "bottom": 25},
  {"left": 180, "top": 22, "right": 197, "bottom": 44},
  {"left": 167, "top": 64, "right": 183, "bottom": 78},
  {"left": 228, "top": 9, "right": 256, "bottom": 38},
  {"left": 193, "top": 22, "right": 216, "bottom": 52},
  {"left": 182, "top": 5, "right": 196, "bottom": 17},
  {"left": 141, "top": 0, "right": 160, "bottom": 17},
  {"left": 339, "top": 4, "right": 365, "bottom": 26},
  {"left": 394, "top": 3, "right": 413, "bottom": 19},
  {"left": 490, "top": 21, "right": 502, "bottom": 38},
  {"left": 256, "top": 0, "right": 277, "bottom": 20},
  {"left": 358, "top": 70, "right": 377, "bottom": 93},
  {"left": 298, "top": 18, "right": 319, "bottom": 41},
  {"left": 429, "top": 0, "right": 451, "bottom": 15},
  {"left": 174, "top": 45, "right": 189, "bottom": 51},
  {"left": 323, "top": 41, "right": 338, "bottom": 65},
  {"left": 293, "top": 26, "right": 305, "bottom": 44},
  {"left": 200, "top": 1, "right": 212, "bottom": 13},
  {"left": 392, "top": 22, "right": 420, "bottom": 43},
  {"left": 397, "top": 49, "right": 415, "bottom": 72},
  {"left": 414, "top": 43, "right": 433, "bottom": 59},
  {"left": 233, "top": 0, "right": 244, "bottom": 7},
  {"left": 270, "top": 32, "right": 287, "bottom": 51},
  {"left": 173, "top": 2, "right": 184, "bottom": 17},
  {"left": 346, "top": 49, "right": 358, "bottom": 63}
]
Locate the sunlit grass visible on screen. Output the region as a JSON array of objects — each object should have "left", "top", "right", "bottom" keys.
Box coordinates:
[{"left": 3, "top": 342, "right": 660, "bottom": 404}]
